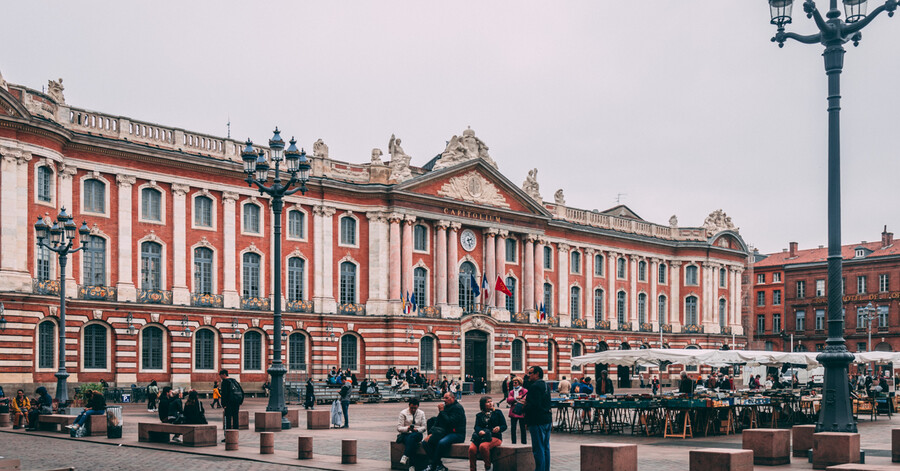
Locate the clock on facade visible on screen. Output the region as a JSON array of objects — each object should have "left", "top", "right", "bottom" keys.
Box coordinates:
[{"left": 460, "top": 229, "right": 477, "bottom": 252}]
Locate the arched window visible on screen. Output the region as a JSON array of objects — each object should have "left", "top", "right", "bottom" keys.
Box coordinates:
[
  {"left": 638, "top": 261, "right": 647, "bottom": 281},
  {"left": 570, "top": 286, "right": 581, "bottom": 319},
  {"left": 638, "top": 293, "right": 647, "bottom": 324},
  {"left": 38, "top": 321, "right": 55, "bottom": 369},
  {"left": 594, "top": 289, "right": 604, "bottom": 324},
  {"left": 616, "top": 291, "right": 626, "bottom": 324},
  {"left": 617, "top": 257, "right": 627, "bottom": 278},
  {"left": 543, "top": 246, "right": 552, "bottom": 269},
  {"left": 242, "top": 252, "right": 261, "bottom": 298},
  {"left": 658, "top": 263, "right": 667, "bottom": 284},
  {"left": 243, "top": 203, "right": 260, "bottom": 234},
  {"left": 193, "top": 247, "right": 213, "bottom": 295},
  {"left": 140, "top": 241, "right": 162, "bottom": 290},
  {"left": 413, "top": 267, "right": 427, "bottom": 306},
  {"left": 685, "top": 295, "right": 699, "bottom": 325},
  {"left": 83, "top": 178, "right": 106, "bottom": 213},
  {"left": 340, "top": 262, "right": 357, "bottom": 304},
  {"left": 764, "top": 341, "right": 774, "bottom": 351},
  {"left": 594, "top": 254, "right": 604, "bottom": 276},
  {"left": 658, "top": 295, "right": 667, "bottom": 325},
  {"left": 243, "top": 331, "right": 262, "bottom": 371},
  {"left": 505, "top": 277, "right": 516, "bottom": 312},
  {"left": 719, "top": 298, "right": 727, "bottom": 327},
  {"left": 572, "top": 342, "right": 583, "bottom": 371},
  {"left": 288, "top": 210, "right": 305, "bottom": 239},
  {"left": 83, "top": 324, "right": 107, "bottom": 369},
  {"left": 194, "top": 329, "right": 215, "bottom": 370},
  {"left": 83, "top": 236, "right": 106, "bottom": 286},
  {"left": 459, "top": 261, "right": 477, "bottom": 310},
  {"left": 419, "top": 336, "right": 435, "bottom": 372},
  {"left": 288, "top": 257, "right": 305, "bottom": 301},
  {"left": 685, "top": 265, "right": 699, "bottom": 285},
  {"left": 511, "top": 339, "right": 524, "bottom": 372},
  {"left": 141, "top": 326, "right": 163, "bottom": 370},
  {"left": 547, "top": 340, "right": 556, "bottom": 372},
  {"left": 414, "top": 225, "right": 428, "bottom": 251},
  {"left": 194, "top": 195, "right": 213, "bottom": 228},
  {"left": 37, "top": 166, "right": 53, "bottom": 202},
  {"left": 288, "top": 332, "right": 307, "bottom": 371},
  {"left": 340, "top": 216, "right": 356, "bottom": 245},
  {"left": 141, "top": 187, "right": 162, "bottom": 221},
  {"left": 543, "top": 283, "right": 553, "bottom": 315},
  {"left": 571, "top": 251, "right": 581, "bottom": 274},
  {"left": 340, "top": 334, "right": 358, "bottom": 371}
]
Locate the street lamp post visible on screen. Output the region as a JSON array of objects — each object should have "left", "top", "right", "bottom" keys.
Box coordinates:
[
  {"left": 34, "top": 208, "right": 92, "bottom": 404},
  {"left": 241, "top": 129, "right": 311, "bottom": 430},
  {"left": 767, "top": 0, "right": 898, "bottom": 433},
  {"left": 864, "top": 301, "right": 877, "bottom": 373}
]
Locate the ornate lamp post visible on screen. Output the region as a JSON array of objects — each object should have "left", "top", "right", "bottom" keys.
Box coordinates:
[
  {"left": 242, "top": 128, "right": 311, "bottom": 430},
  {"left": 767, "top": 0, "right": 898, "bottom": 433},
  {"left": 34, "top": 208, "right": 91, "bottom": 404}
]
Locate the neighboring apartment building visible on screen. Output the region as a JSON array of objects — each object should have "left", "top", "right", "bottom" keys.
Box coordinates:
[{"left": 752, "top": 228, "right": 900, "bottom": 353}]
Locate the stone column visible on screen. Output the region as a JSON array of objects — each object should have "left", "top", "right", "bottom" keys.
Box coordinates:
[
  {"left": 171, "top": 183, "right": 190, "bottom": 305},
  {"left": 57, "top": 164, "right": 77, "bottom": 292},
  {"left": 116, "top": 174, "right": 137, "bottom": 302},
  {"left": 447, "top": 223, "right": 461, "bottom": 307},
  {"left": 401, "top": 216, "right": 415, "bottom": 302},
  {"left": 734, "top": 269, "right": 744, "bottom": 335},
  {"left": 388, "top": 214, "right": 402, "bottom": 306},
  {"left": 523, "top": 235, "right": 535, "bottom": 313},
  {"left": 557, "top": 243, "right": 570, "bottom": 323},
  {"left": 313, "top": 205, "right": 336, "bottom": 314},
  {"left": 629, "top": 255, "right": 637, "bottom": 324},
  {"left": 585, "top": 248, "right": 595, "bottom": 328},
  {"left": 703, "top": 263, "right": 717, "bottom": 332},
  {"left": 495, "top": 230, "right": 507, "bottom": 309},
  {"left": 533, "top": 238, "right": 545, "bottom": 321},
  {"left": 608, "top": 252, "right": 618, "bottom": 329},
  {"left": 0, "top": 149, "right": 32, "bottom": 292},
  {"left": 434, "top": 221, "right": 449, "bottom": 307},
  {"left": 222, "top": 191, "right": 239, "bottom": 308},
  {"left": 365, "top": 212, "right": 387, "bottom": 315},
  {"left": 670, "top": 261, "right": 682, "bottom": 330},
  {"left": 484, "top": 228, "right": 497, "bottom": 308},
  {"left": 650, "top": 258, "right": 659, "bottom": 329}
]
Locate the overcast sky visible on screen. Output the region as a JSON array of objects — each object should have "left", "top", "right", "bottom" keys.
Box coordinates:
[{"left": 3, "top": 1, "right": 899, "bottom": 254}]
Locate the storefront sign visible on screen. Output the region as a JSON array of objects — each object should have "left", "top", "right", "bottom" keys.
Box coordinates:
[{"left": 842, "top": 291, "right": 900, "bottom": 303}]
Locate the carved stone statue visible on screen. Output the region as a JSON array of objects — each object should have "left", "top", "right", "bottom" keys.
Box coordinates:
[
  {"left": 370, "top": 148, "right": 383, "bottom": 165},
  {"left": 554, "top": 189, "right": 565, "bottom": 206},
  {"left": 388, "top": 134, "right": 412, "bottom": 182},
  {"left": 313, "top": 139, "right": 329, "bottom": 159},
  {"left": 669, "top": 215, "right": 678, "bottom": 228},
  {"left": 522, "top": 168, "right": 541, "bottom": 202},
  {"left": 47, "top": 78, "right": 65, "bottom": 104},
  {"left": 702, "top": 209, "right": 738, "bottom": 236},
  {"left": 433, "top": 127, "right": 498, "bottom": 170},
  {"left": 0, "top": 69, "right": 7, "bottom": 91}
]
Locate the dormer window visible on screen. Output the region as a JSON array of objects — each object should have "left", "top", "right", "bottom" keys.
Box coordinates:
[{"left": 855, "top": 249, "right": 865, "bottom": 258}]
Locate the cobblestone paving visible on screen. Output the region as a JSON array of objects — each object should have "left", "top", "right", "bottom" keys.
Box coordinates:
[{"left": 2, "top": 393, "right": 899, "bottom": 470}]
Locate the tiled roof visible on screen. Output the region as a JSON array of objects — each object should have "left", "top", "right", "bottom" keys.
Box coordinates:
[{"left": 754, "top": 240, "right": 900, "bottom": 268}]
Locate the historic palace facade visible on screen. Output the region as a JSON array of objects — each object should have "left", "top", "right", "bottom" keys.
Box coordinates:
[{"left": 0, "top": 72, "right": 749, "bottom": 392}]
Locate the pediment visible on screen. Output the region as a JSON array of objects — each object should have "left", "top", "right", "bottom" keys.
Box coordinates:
[
  {"left": 394, "top": 159, "right": 551, "bottom": 217},
  {"left": 0, "top": 87, "right": 31, "bottom": 119},
  {"left": 600, "top": 204, "right": 643, "bottom": 221}
]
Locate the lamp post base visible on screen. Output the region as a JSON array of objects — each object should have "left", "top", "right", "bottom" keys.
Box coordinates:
[
  {"left": 816, "top": 347, "right": 857, "bottom": 433},
  {"left": 55, "top": 370, "right": 70, "bottom": 405}
]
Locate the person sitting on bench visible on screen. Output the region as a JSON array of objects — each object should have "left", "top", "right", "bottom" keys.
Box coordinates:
[
  {"left": 422, "top": 392, "right": 466, "bottom": 471},
  {"left": 26, "top": 387, "right": 52, "bottom": 431},
  {"left": 67, "top": 390, "right": 106, "bottom": 434}
]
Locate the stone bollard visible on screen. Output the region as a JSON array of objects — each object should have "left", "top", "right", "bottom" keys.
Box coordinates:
[
  {"left": 298, "top": 436, "right": 313, "bottom": 459},
  {"left": 742, "top": 428, "right": 791, "bottom": 466},
  {"left": 260, "top": 432, "right": 275, "bottom": 454},
  {"left": 0, "top": 413, "right": 11, "bottom": 427},
  {"left": 893, "top": 429, "right": 900, "bottom": 462},
  {"left": 285, "top": 408, "right": 300, "bottom": 428},
  {"left": 793, "top": 425, "right": 817, "bottom": 458},
  {"left": 813, "top": 432, "right": 860, "bottom": 470},
  {"left": 689, "top": 449, "right": 753, "bottom": 471},
  {"left": 342, "top": 439, "right": 357, "bottom": 464},
  {"left": 307, "top": 410, "right": 329, "bottom": 430},
  {"left": 580, "top": 443, "right": 637, "bottom": 471},
  {"left": 255, "top": 411, "right": 282, "bottom": 432},
  {"left": 225, "top": 429, "right": 240, "bottom": 451}
]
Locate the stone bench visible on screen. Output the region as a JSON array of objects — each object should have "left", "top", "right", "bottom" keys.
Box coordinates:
[
  {"left": 689, "top": 449, "right": 753, "bottom": 471},
  {"left": 742, "top": 428, "right": 790, "bottom": 466},
  {"left": 580, "top": 443, "right": 637, "bottom": 471},
  {"left": 138, "top": 422, "right": 217, "bottom": 447},
  {"left": 390, "top": 441, "right": 533, "bottom": 471},
  {"left": 37, "top": 415, "right": 76, "bottom": 432}
]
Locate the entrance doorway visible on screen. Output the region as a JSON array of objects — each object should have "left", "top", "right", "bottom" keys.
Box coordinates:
[{"left": 465, "top": 330, "right": 488, "bottom": 381}]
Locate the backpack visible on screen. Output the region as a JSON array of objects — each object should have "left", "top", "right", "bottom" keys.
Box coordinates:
[{"left": 225, "top": 378, "right": 244, "bottom": 406}]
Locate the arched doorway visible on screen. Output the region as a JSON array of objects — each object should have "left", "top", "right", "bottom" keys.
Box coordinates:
[
  {"left": 464, "top": 329, "right": 488, "bottom": 381},
  {"left": 875, "top": 342, "right": 892, "bottom": 352},
  {"left": 594, "top": 341, "right": 609, "bottom": 378},
  {"left": 618, "top": 342, "right": 631, "bottom": 388}
]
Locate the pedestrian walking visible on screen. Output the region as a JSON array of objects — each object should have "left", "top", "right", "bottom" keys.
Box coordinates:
[
  {"left": 219, "top": 369, "right": 243, "bottom": 442},
  {"left": 339, "top": 378, "right": 352, "bottom": 428}
]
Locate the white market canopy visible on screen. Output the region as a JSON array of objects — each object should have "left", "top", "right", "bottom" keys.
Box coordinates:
[{"left": 571, "top": 348, "right": 900, "bottom": 369}]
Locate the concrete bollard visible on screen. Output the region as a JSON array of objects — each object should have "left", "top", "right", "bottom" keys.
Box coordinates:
[
  {"left": 813, "top": 432, "right": 860, "bottom": 470},
  {"left": 742, "top": 428, "right": 791, "bottom": 466},
  {"left": 260, "top": 432, "right": 275, "bottom": 454},
  {"left": 689, "top": 449, "right": 753, "bottom": 471},
  {"left": 342, "top": 439, "right": 357, "bottom": 464},
  {"left": 298, "top": 436, "right": 313, "bottom": 459},
  {"left": 580, "top": 443, "right": 637, "bottom": 471},
  {"left": 793, "top": 425, "right": 817, "bottom": 458},
  {"left": 0, "top": 413, "right": 11, "bottom": 427},
  {"left": 225, "top": 429, "right": 240, "bottom": 451}
]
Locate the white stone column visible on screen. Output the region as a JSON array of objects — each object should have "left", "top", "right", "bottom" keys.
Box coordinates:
[
  {"left": 484, "top": 228, "right": 497, "bottom": 308},
  {"left": 608, "top": 252, "right": 617, "bottom": 329},
  {"left": 447, "top": 223, "right": 461, "bottom": 313},
  {"left": 556, "top": 243, "right": 570, "bottom": 325},
  {"left": 116, "top": 174, "right": 137, "bottom": 302},
  {"left": 57, "top": 164, "right": 77, "bottom": 292},
  {"left": 703, "top": 263, "right": 717, "bottom": 332},
  {"left": 733, "top": 269, "right": 744, "bottom": 335},
  {"left": 314, "top": 205, "right": 336, "bottom": 314},
  {"left": 366, "top": 211, "right": 389, "bottom": 315},
  {"left": 495, "top": 230, "right": 507, "bottom": 309},
  {"left": 388, "top": 213, "right": 402, "bottom": 306},
  {"left": 401, "top": 215, "right": 415, "bottom": 303},
  {"left": 0, "top": 151, "right": 29, "bottom": 291},
  {"left": 629, "top": 255, "right": 637, "bottom": 325},
  {"left": 523, "top": 235, "right": 535, "bottom": 314},
  {"left": 435, "top": 220, "right": 449, "bottom": 307},
  {"left": 670, "top": 261, "right": 682, "bottom": 331},
  {"left": 584, "top": 248, "right": 595, "bottom": 328},
  {"left": 171, "top": 183, "right": 190, "bottom": 305},
  {"left": 222, "top": 191, "right": 239, "bottom": 308},
  {"left": 650, "top": 258, "right": 659, "bottom": 330}
]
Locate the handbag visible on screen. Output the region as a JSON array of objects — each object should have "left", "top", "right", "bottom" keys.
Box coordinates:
[{"left": 511, "top": 402, "right": 524, "bottom": 417}]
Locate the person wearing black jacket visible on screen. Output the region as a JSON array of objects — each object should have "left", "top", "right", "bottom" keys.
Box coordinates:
[
  {"left": 523, "top": 365, "right": 552, "bottom": 471},
  {"left": 26, "top": 386, "right": 53, "bottom": 431},
  {"left": 167, "top": 389, "right": 185, "bottom": 443},
  {"left": 678, "top": 371, "right": 696, "bottom": 396},
  {"left": 183, "top": 390, "right": 207, "bottom": 425},
  {"left": 68, "top": 390, "right": 106, "bottom": 432},
  {"left": 468, "top": 396, "right": 507, "bottom": 471},
  {"left": 157, "top": 386, "right": 172, "bottom": 423},
  {"left": 339, "top": 379, "right": 352, "bottom": 428},
  {"left": 304, "top": 378, "right": 316, "bottom": 409},
  {"left": 219, "top": 369, "right": 242, "bottom": 435},
  {"left": 423, "top": 392, "right": 466, "bottom": 471}
]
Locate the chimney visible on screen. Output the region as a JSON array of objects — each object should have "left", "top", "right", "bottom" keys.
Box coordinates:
[
  {"left": 789, "top": 242, "right": 798, "bottom": 258},
  {"left": 883, "top": 225, "right": 894, "bottom": 247}
]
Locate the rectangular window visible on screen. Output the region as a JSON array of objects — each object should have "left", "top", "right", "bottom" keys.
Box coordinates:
[
  {"left": 505, "top": 239, "right": 516, "bottom": 263},
  {"left": 288, "top": 210, "right": 305, "bottom": 239},
  {"left": 796, "top": 280, "right": 806, "bottom": 299},
  {"left": 658, "top": 263, "right": 666, "bottom": 284},
  {"left": 84, "top": 237, "right": 106, "bottom": 286},
  {"left": 543, "top": 284, "right": 553, "bottom": 315},
  {"left": 638, "top": 262, "right": 646, "bottom": 281},
  {"left": 719, "top": 269, "right": 726, "bottom": 287},
  {"left": 773, "top": 314, "right": 781, "bottom": 333},
  {"left": 505, "top": 277, "right": 516, "bottom": 312},
  {"left": 414, "top": 225, "right": 427, "bottom": 252},
  {"left": 413, "top": 268, "right": 427, "bottom": 307},
  {"left": 796, "top": 311, "right": 805, "bottom": 331},
  {"left": 757, "top": 273, "right": 765, "bottom": 284},
  {"left": 878, "top": 306, "right": 889, "bottom": 328},
  {"left": 511, "top": 340, "right": 523, "bottom": 372},
  {"left": 195, "top": 196, "right": 213, "bottom": 228},
  {"left": 84, "top": 179, "right": 106, "bottom": 213},
  {"left": 880, "top": 274, "right": 889, "bottom": 292},
  {"left": 757, "top": 291, "right": 765, "bottom": 307},
  {"left": 340, "top": 217, "right": 356, "bottom": 245},
  {"left": 617, "top": 258, "right": 626, "bottom": 279},
  {"left": 594, "top": 255, "right": 604, "bottom": 276},
  {"left": 773, "top": 290, "right": 781, "bottom": 305},
  {"left": 543, "top": 246, "right": 552, "bottom": 270},
  {"left": 857, "top": 276, "right": 866, "bottom": 294},
  {"left": 571, "top": 251, "right": 580, "bottom": 274},
  {"left": 37, "top": 166, "right": 52, "bottom": 202},
  {"left": 38, "top": 322, "right": 54, "bottom": 369},
  {"left": 570, "top": 287, "right": 580, "bottom": 318},
  {"left": 141, "top": 188, "right": 162, "bottom": 222},
  {"left": 36, "top": 244, "right": 51, "bottom": 281},
  {"left": 857, "top": 308, "right": 868, "bottom": 329},
  {"left": 243, "top": 204, "right": 260, "bottom": 234},
  {"left": 858, "top": 342, "right": 867, "bottom": 353},
  {"left": 815, "top": 309, "right": 825, "bottom": 331},
  {"left": 757, "top": 315, "right": 765, "bottom": 334},
  {"left": 816, "top": 279, "right": 825, "bottom": 297},
  {"left": 685, "top": 265, "right": 698, "bottom": 285},
  {"left": 773, "top": 273, "right": 781, "bottom": 283}
]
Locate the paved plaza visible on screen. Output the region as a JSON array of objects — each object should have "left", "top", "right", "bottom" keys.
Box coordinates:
[{"left": 2, "top": 394, "right": 900, "bottom": 470}]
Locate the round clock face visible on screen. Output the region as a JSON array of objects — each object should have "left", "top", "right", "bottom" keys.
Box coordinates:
[{"left": 460, "top": 229, "right": 477, "bottom": 252}]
